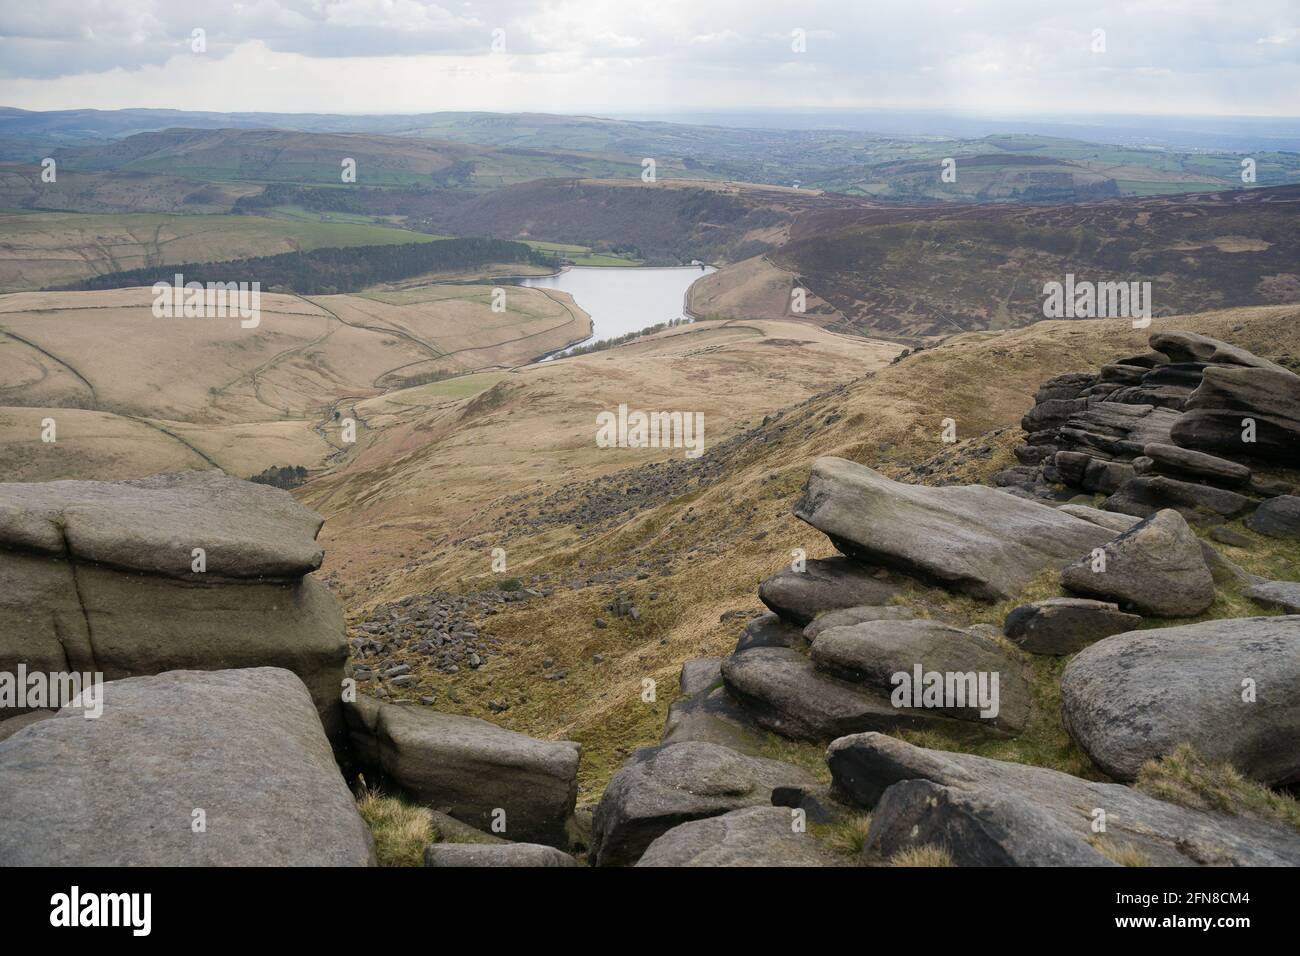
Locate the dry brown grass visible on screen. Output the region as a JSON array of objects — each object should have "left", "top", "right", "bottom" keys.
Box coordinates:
[
  {"left": 889, "top": 845, "right": 955, "bottom": 867},
  {"left": 311, "top": 305, "right": 1299, "bottom": 801},
  {"left": 1136, "top": 743, "right": 1300, "bottom": 833},
  {"left": 355, "top": 788, "right": 433, "bottom": 867}
]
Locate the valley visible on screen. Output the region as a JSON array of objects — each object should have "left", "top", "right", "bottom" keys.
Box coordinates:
[{"left": 1, "top": 92, "right": 1298, "bottom": 880}]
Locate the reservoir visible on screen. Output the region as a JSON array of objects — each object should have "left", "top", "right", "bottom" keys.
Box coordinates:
[{"left": 520, "top": 265, "right": 716, "bottom": 355}]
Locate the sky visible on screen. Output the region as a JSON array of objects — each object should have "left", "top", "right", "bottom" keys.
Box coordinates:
[{"left": 1, "top": 0, "right": 1297, "bottom": 118}]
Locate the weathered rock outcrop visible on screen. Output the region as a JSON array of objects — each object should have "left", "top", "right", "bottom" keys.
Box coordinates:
[
  {"left": 589, "top": 740, "right": 814, "bottom": 866},
  {"left": 345, "top": 695, "right": 580, "bottom": 847},
  {"left": 1173, "top": 365, "right": 1300, "bottom": 464},
  {"left": 866, "top": 778, "right": 1116, "bottom": 866},
  {"left": 828, "top": 732, "right": 1300, "bottom": 866},
  {"left": 792, "top": 457, "right": 1115, "bottom": 601},
  {"left": 1059, "top": 509, "right": 1216, "bottom": 617},
  {"left": 1101, "top": 474, "right": 1255, "bottom": 523},
  {"left": 1148, "top": 330, "right": 1290, "bottom": 373},
  {"left": 1001, "top": 331, "right": 1298, "bottom": 507},
  {"left": 0, "top": 668, "right": 375, "bottom": 866},
  {"left": 0, "top": 472, "right": 347, "bottom": 735},
  {"left": 734, "top": 614, "right": 804, "bottom": 652},
  {"left": 1060, "top": 616, "right": 1300, "bottom": 785},
  {"left": 636, "top": 806, "right": 838, "bottom": 867}
]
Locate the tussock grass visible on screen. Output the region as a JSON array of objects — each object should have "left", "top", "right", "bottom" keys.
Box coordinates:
[
  {"left": 1135, "top": 744, "right": 1300, "bottom": 833},
  {"left": 1089, "top": 837, "right": 1149, "bottom": 867},
  {"left": 889, "top": 845, "right": 955, "bottom": 867},
  {"left": 356, "top": 788, "right": 433, "bottom": 867},
  {"left": 813, "top": 814, "right": 874, "bottom": 858}
]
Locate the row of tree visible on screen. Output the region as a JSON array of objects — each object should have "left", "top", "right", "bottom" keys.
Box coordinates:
[{"left": 56, "top": 238, "right": 557, "bottom": 295}]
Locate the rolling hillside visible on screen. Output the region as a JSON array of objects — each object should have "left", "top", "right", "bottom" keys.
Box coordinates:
[
  {"left": 0, "top": 211, "right": 440, "bottom": 292},
  {"left": 694, "top": 183, "right": 1300, "bottom": 340}
]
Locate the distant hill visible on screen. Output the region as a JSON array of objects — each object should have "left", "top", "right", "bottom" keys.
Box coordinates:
[
  {"left": 701, "top": 184, "right": 1300, "bottom": 340},
  {"left": 4, "top": 108, "right": 1297, "bottom": 200},
  {"left": 48, "top": 127, "right": 709, "bottom": 191}
]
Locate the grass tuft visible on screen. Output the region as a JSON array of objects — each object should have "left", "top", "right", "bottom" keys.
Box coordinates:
[
  {"left": 1135, "top": 743, "right": 1300, "bottom": 833},
  {"left": 1089, "top": 837, "right": 1148, "bottom": 867},
  {"left": 813, "top": 813, "right": 874, "bottom": 858},
  {"left": 888, "top": 844, "right": 955, "bottom": 867},
  {"left": 356, "top": 788, "right": 434, "bottom": 867}
]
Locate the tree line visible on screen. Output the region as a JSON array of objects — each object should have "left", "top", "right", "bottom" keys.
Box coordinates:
[{"left": 54, "top": 238, "right": 557, "bottom": 295}]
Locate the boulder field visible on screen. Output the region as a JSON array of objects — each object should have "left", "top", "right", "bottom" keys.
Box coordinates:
[
  {"left": 1, "top": 330, "right": 1297, "bottom": 867},
  {"left": 599, "top": 330, "right": 1299, "bottom": 866}
]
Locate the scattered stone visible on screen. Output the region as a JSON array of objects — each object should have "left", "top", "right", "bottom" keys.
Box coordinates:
[
  {"left": 1060, "top": 616, "right": 1300, "bottom": 784},
  {"left": 1209, "top": 526, "right": 1252, "bottom": 548},
  {"left": 1060, "top": 509, "right": 1216, "bottom": 617},
  {"left": 1003, "top": 598, "right": 1142, "bottom": 655}
]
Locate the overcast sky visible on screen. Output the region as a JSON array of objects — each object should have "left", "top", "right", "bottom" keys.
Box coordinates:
[{"left": 1, "top": 1, "right": 1297, "bottom": 117}]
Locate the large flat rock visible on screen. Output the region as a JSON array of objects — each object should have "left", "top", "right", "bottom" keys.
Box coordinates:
[
  {"left": 792, "top": 457, "right": 1115, "bottom": 601},
  {"left": 809, "top": 619, "right": 1030, "bottom": 735},
  {"left": 636, "top": 806, "right": 839, "bottom": 867},
  {"left": 758, "top": 557, "right": 899, "bottom": 625},
  {"left": 0, "top": 471, "right": 325, "bottom": 579},
  {"left": 1060, "top": 616, "right": 1300, "bottom": 785},
  {"left": 721, "top": 645, "right": 1008, "bottom": 741},
  {"left": 423, "top": 843, "right": 575, "bottom": 867},
  {"left": 828, "top": 732, "right": 1300, "bottom": 866},
  {"left": 589, "top": 740, "right": 814, "bottom": 866},
  {"left": 0, "top": 668, "right": 375, "bottom": 866},
  {"left": 344, "top": 696, "right": 580, "bottom": 848}
]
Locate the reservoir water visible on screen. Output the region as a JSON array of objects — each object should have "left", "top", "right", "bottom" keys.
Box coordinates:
[{"left": 520, "top": 265, "right": 716, "bottom": 355}]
